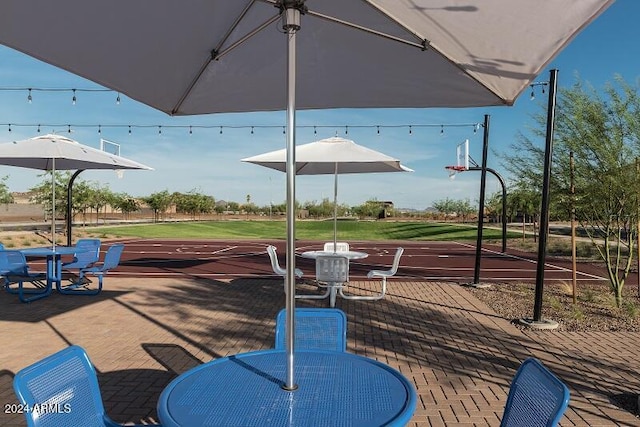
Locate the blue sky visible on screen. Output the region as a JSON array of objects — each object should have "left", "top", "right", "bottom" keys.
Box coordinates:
[{"left": 0, "top": 1, "right": 636, "bottom": 210}]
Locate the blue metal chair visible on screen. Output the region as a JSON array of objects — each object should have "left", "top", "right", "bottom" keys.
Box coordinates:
[
  {"left": 500, "top": 358, "right": 570, "bottom": 427},
  {"left": 0, "top": 250, "right": 49, "bottom": 303},
  {"left": 62, "top": 238, "right": 101, "bottom": 271},
  {"left": 13, "top": 345, "right": 160, "bottom": 427},
  {"left": 275, "top": 307, "right": 347, "bottom": 352},
  {"left": 60, "top": 243, "right": 124, "bottom": 295}
]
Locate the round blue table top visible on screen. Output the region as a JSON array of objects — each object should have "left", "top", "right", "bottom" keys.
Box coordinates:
[{"left": 158, "top": 349, "right": 416, "bottom": 427}]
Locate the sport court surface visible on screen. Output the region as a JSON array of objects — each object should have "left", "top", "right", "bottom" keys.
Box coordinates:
[
  {"left": 111, "top": 238, "right": 612, "bottom": 284},
  {"left": 1, "top": 238, "right": 638, "bottom": 426}
]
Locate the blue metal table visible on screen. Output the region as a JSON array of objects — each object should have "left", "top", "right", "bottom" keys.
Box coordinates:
[
  {"left": 20, "top": 246, "right": 82, "bottom": 290},
  {"left": 158, "top": 349, "right": 416, "bottom": 427}
]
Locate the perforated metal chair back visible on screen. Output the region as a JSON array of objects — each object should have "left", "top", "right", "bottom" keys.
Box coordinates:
[
  {"left": 0, "top": 250, "right": 29, "bottom": 276},
  {"left": 100, "top": 244, "right": 125, "bottom": 270},
  {"left": 13, "top": 345, "right": 113, "bottom": 427},
  {"left": 323, "top": 242, "right": 350, "bottom": 252},
  {"left": 275, "top": 308, "right": 347, "bottom": 352},
  {"left": 63, "top": 239, "right": 101, "bottom": 270},
  {"left": 267, "top": 245, "right": 286, "bottom": 276},
  {"left": 315, "top": 254, "right": 349, "bottom": 283},
  {"left": 389, "top": 247, "right": 404, "bottom": 274},
  {"left": 500, "top": 358, "right": 570, "bottom": 427}
]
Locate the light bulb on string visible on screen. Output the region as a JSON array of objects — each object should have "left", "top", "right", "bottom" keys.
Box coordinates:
[
  {"left": 128, "top": 125, "right": 132, "bottom": 135},
  {"left": 250, "top": 126, "right": 254, "bottom": 135},
  {"left": 98, "top": 125, "right": 101, "bottom": 134},
  {"left": 37, "top": 124, "right": 41, "bottom": 133},
  {"left": 27, "top": 88, "right": 32, "bottom": 104},
  {"left": 189, "top": 126, "right": 193, "bottom": 135},
  {"left": 409, "top": 125, "right": 412, "bottom": 135},
  {"left": 72, "top": 89, "right": 77, "bottom": 105},
  {"left": 116, "top": 93, "right": 121, "bottom": 105},
  {"left": 158, "top": 126, "right": 162, "bottom": 135},
  {"left": 219, "top": 126, "right": 223, "bottom": 134}
]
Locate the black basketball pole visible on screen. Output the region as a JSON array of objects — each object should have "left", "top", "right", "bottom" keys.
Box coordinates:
[
  {"left": 473, "top": 114, "right": 490, "bottom": 285},
  {"left": 532, "top": 69, "right": 559, "bottom": 321},
  {"left": 468, "top": 166, "right": 507, "bottom": 253},
  {"left": 66, "top": 169, "right": 85, "bottom": 247}
]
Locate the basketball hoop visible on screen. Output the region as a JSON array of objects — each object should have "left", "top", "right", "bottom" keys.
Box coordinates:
[{"left": 445, "top": 165, "right": 466, "bottom": 180}]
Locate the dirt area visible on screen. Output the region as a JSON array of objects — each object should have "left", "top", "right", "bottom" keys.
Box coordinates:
[{"left": 468, "top": 281, "right": 640, "bottom": 332}]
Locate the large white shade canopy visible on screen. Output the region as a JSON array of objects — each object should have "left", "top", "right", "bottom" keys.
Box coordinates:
[
  {"left": 0, "top": 1, "right": 613, "bottom": 115},
  {"left": 242, "top": 137, "right": 413, "bottom": 175}
]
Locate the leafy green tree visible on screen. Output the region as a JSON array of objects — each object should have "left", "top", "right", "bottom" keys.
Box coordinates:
[
  {"left": 0, "top": 175, "right": 13, "bottom": 204},
  {"left": 173, "top": 190, "right": 215, "bottom": 219},
  {"left": 352, "top": 199, "right": 383, "bottom": 219},
  {"left": 452, "top": 199, "right": 475, "bottom": 223},
  {"left": 111, "top": 193, "right": 140, "bottom": 219},
  {"left": 29, "top": 171, "right": 69, "bottom": 221},
  {"left": 500, "top": 75, "right": 640, "bottom": 307},
  {"left": 432, "top": 198, "right": 456, "bottom": 221},
  {"left": 142, "top": 190, "right": 173, "bottom": 222}
]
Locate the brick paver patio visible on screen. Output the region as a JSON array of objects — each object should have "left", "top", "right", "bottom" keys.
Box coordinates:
[{"left": 1, "top": 277, "right": 639, "bottom": 426}]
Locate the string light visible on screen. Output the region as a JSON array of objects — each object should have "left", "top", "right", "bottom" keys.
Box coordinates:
[
  {"left": 116, "top": 93, "right": 121, "bottom": 105},
  {"left": 27, "top": 89, "right": 32, "bottom": 104},
  {"left": 529, "top": 81, "right": 549, "bottom": 100},
  {"left": 2, "top": 122, "right": 483, "bottom": 136},
  {"left": 71, "top": 89, "right": 77, "bottom": 105}
]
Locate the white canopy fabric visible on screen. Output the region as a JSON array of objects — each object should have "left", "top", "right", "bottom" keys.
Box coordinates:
[
  {"left": 242, "top": 137, "right": 413, "bottom": 175},
  {"left": 0, "top": 1, "right": 613, "bottom": 114},
  {"left": 243, "top": 136, "right": 412, "bottom": 246},
  {"left": 0, "top": 0, "right": 613, "bottom": 390},
  {"left": 0, "top": 134, "right": 154, "bottom": 171}
]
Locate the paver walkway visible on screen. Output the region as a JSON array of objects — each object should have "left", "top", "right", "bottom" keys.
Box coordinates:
[{"left": 1, "top": 277, "right": 639, "bottom": 426}]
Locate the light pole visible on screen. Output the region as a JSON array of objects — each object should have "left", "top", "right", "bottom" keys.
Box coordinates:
[{"left": 519, "top": 68, "right": 560, "bottom": 330}]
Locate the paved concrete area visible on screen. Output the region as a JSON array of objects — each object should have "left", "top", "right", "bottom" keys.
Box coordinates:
[{"left": 1, "top": 277, "right": 639, "bottom": 426}]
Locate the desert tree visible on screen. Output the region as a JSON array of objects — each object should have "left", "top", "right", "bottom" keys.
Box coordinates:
[{"left": 501, "top": 75, "right": 640, "bottom": 307}]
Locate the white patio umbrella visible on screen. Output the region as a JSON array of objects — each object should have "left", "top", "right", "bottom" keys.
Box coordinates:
[
  {"left": 0, "top": 0, "right": 613, "bottom": 390},
  {"left": 243, "top": 136, "right": 412, "bottom": 248},
  {"left": 0, "top": 134, "right": 153, "bottom": 247}
]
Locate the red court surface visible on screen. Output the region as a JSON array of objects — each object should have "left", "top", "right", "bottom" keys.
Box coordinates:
[{"left": 91, "top": 238, "right": 614, "bottom": 285}]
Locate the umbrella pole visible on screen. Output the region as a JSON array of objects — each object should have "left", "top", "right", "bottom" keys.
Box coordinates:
[
  {"left": 283, "top": 4, "right": 300, "bottom": 392},
  {"left": 333, "top": 163, "right": 338, "bottom": 251},
  {"left": 52, "top": 158, "right": 56, "bottom": 249}
]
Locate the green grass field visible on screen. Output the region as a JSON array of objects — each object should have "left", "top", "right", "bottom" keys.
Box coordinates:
[{"left": 93, "top": 220, "right": 517, "bottom": 241}]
